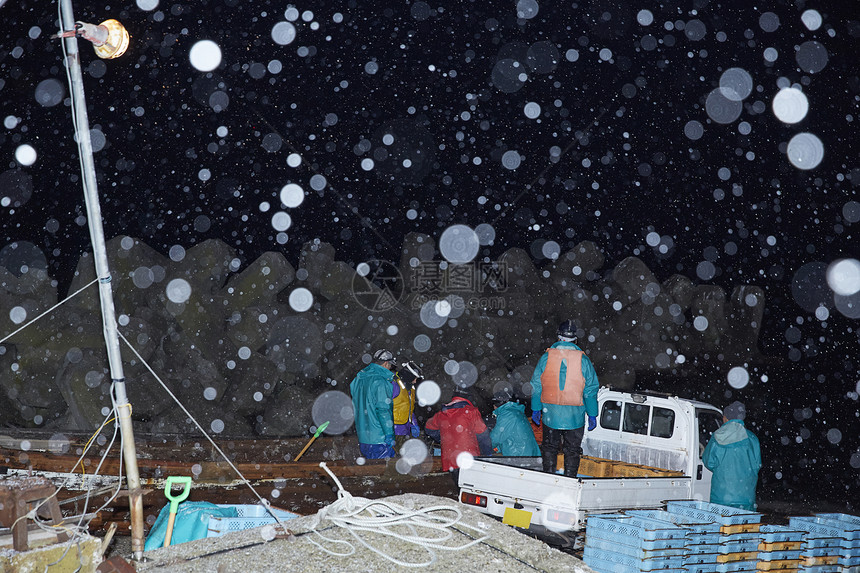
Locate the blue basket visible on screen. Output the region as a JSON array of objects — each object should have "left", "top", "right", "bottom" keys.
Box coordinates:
[
  {"left": 588, "top": 526, "right": 689, "bottom": 550},
  {"left": 759, "top": 525, "right": 806, "bottom": 544},
  {"left": 207, "top": 504, "right": 299, "bottom": 538},
  {"left": 757, "top": 550, "right": 804, "bottom": 561},
  {"left": 716, "top": 541, "right": 760, "bottom": 554},
  {"left": 586, "top": 537, "right": 688, "bottom": 559},
  {"left": 628, "top": 509, "right": 721, "bottom": 533},
  {"left": 666, "top": 501, "right": 761, "bottom": 526},
  {"left": 687, "top": 543, "right": 722, "bottom": 555},
  {"left": 797, "top": 566, "right": 839, "bottom": 573},
  {"left": 802, "top": 546, "right": 846, "bottom": 557},
  {"left": 720, "top": 532, "right": 761, "bottom": 543},
  {"left": 584, "top": 546, "right": 686, "bottom": 571},
  {"left": 793, "top": 517, "right": 860, "bottom": 542},
  {"left": 586, "top": 515, "right": 688, "bottom": 541},
  {"left": 688, "top": 533, "right": 723, "bottom": 545},
  {"left": 814, "top": 513, "right": 860, "bottom": 527},
  {"left": 685, "top": 561, "right": 758, "bottom": 573},
  {"left": 584, "top": 554, "right": 686, "bottom": 573}
]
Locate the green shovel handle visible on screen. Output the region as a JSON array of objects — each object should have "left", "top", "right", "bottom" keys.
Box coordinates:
[{"left": 165, "top": 475, "right": 192, "bottom": 514}]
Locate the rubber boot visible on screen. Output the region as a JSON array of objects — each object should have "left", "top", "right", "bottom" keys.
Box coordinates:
[
  {"left": 564, "top": 455, "right": 580, "bottom": 478},
  {"left": 542, "top": 452, "right": 557, "bottom": 474}
]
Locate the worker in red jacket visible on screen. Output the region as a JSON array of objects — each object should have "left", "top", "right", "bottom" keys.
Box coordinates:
[{"left": 425, "top": 388, "right": 492, "bottom": 485}]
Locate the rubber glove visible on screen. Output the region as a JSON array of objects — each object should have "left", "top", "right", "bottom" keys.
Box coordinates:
[
  {"left": 531, "top": 410, "right": 541, "bottom": 426},
  {"left": 384, "top": 435, "right": 396, "bottom": 448},
  {"left": 587, "top": 415, "right": 597, "bottom": 431}
]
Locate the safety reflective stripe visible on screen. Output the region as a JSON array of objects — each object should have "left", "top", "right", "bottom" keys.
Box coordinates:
[{"left": 540, "top": 347, "right": 585, "bottom": 406}]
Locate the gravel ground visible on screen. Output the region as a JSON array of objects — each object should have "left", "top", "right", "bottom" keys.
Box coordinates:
[{"left": 121, "top": 493, "right": 593, "bottom": 573}]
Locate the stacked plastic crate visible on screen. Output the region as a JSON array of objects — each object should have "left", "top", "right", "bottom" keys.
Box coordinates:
[
  {"left": 667, "top": 501, "right": 762, "bottom": 573},
  {"left": 814, "top": 513, "right": 860, "bottom": 572},
  {"left": 583, "top": 513, "right": 688, "bottom": 573},
  {"left": 757, "top": 525, "right": 805, "bottom": 572},
  {"left": 789, "top": 514, "right": 860, "bottom": 573},
  {"left": 626, "top": 508, "right": 724, "bottom": 571}
]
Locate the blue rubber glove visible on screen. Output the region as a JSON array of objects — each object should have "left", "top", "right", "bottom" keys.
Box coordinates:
[
  {"left": 410, "top": 424, "right": 420, "bottom": 438},
  {"left": 587, "top": 415, "right": 597, "bottom": 431},
  {"left": 531, "top": 410, "right": 541, "bottom": 426},
  {"left": 384, "top": 435, "right": 396, "bottom": 448}
]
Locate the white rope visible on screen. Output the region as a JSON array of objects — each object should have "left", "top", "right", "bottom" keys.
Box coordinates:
[
  {"left": 306, "top": 462, "right": 491, "bottom": 568},
  {"left": 0, "top": 277, "right": 98, "bottom": 345},
  {"left": 116, "top": 330, "right": 289, "bottom": 530}
]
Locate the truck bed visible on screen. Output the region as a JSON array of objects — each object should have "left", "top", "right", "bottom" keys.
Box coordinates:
[{"left": 459, "top": 456, "right": 693, "bottom": 532}]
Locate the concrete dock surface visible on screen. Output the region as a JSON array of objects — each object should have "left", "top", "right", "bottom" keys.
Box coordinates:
[{"left": 131, "top": 493, "right": 594, "bottom": 573}]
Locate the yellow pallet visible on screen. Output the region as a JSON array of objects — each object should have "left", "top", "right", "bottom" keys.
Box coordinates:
[
  {"left": 801, "top": 555, "right": 840, "bottom": 566},
  {"left": 717, "top": 551, "right": 759, "bottom": 563},
  {"left": 721, "top": 522, "right": 761, "bottom": 534},
  {"left": 756, "top": 559, "right": 801, "bottom": 571},
  {"left": 759, "top": 541, "right": 802, "bottom": 551}
]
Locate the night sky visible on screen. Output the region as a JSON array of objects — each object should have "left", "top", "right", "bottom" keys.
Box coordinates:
[{"left": 1, "top": 0, "right": 859, "bottom": 505}]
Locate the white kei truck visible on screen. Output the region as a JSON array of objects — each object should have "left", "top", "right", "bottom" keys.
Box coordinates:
[{"left": 458, "top": 388, "right": 725, "bottom": 537}]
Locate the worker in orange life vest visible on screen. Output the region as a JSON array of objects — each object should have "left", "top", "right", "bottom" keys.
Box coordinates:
[{"left": 529, "top": 320, "right": 600, "bottom": 477}]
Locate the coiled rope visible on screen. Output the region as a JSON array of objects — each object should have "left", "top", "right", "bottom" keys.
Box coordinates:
[{"left": 307, "top": 462, "right": 490, "bottom": 568}]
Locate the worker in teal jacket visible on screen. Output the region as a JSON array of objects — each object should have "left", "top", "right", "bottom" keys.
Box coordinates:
[
  {"left": 350, "top": 349, "right": 397, "bottom": 459},
  {"left": 490, "top": 390, "right": 540, "bottom": 456},
  {"left": 703, "top": 401, "right": 762, "bottom": 510},
  {"left": 530, "top": 320, "right": 600, "bottom": 477}
]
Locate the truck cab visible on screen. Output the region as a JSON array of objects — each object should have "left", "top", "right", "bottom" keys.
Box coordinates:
[{"left": 582, "top": 388, "right": 723, "bottom": 502}]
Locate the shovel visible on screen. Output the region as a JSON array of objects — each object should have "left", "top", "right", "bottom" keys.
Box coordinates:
[
  {"left": 162, "top": 475, "right": 192, "bottom": 547},
  {"left": 294, "top": 421, "right": 330, "bottom": 461}
]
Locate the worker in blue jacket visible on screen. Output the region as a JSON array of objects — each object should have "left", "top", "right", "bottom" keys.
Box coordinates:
[
  {"left": 530, "top": 320, "right": 600, "bottom": 477},
  {"left": 490, "top": 388, "right": 540, "bottom": 456},
  {"left": 350, "top": 349, "right": 397, "bottom": 459},
  {"left": 703, "top": 401, "right": 761, "bottom": 510}
]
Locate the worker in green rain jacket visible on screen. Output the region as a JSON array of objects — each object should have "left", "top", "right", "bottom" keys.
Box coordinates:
[
  {"left": 350, "top": 349, "right": 397, "bottom": 459},
  {"left": 490, "top": 388, "right": 540, "bottom": 457},
  {"left": 702, "top": 401, "right": 762, "bottom": 510}
]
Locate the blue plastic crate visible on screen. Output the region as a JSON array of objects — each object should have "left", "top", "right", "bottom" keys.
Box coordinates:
[
  {"left": 687, "top": 543, "right": 722, "bottom": 555},
  {"left": 758, "top": 550, "right": 804, "bottom": 561},
  {"left": 716, "top": 541, "right": 760, "bottom": 554},
  {"left": 797, "top": 566, "right": 839, "bottom": 573},
  {"left": 684, "top": 552, "right": 719, "bottom": 565},
  {"left": 685, "top": 562, "right": 758, "bottom": 573},
  {"left": 666, "top": 501, "right": 761, "bottom": 526},
  {"left": 760, "top": 525, "right": 806, "bottom": 544},
  {"left": 688, "top": 533, "right": 724, "bottom": 545},
  {"left": 837, "top": 555, "right": 860, "bottom": 567},
  {"left": 587, "top": 515, "right": 689, "bottom": 541},
  {"left": 793, "top": 517, "right": 860, "bottom": 542},
  {"left": 586, "top": 537, "right": 688, "bottom": 559},
  {"left": 815, "top": 513, "right": 860, "bottom": 527},
  {"left": 720, "top": 532, "right": 761, "bottom": 543},
  {"left": 207, "top": 504, "right": 299, "bottom": 538},
  {"left": 584, "top": 546, "right": 686, "bottom": 571},
  {"left": 584, "top": 553, "right": 686, "bottom": 573},
  {"left": 628, "top": 509, "right": 721, "bottom": 533},
  {"left": 588, "top": 526, "right": 689, "bottom": 550}
]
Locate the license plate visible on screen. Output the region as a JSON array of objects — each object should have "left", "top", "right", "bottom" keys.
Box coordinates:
[{"left": 502, "top": 507, "right": 533, "bottom": 528}]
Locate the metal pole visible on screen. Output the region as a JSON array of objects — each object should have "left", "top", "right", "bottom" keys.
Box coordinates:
[{"left": 59, "top": 0, "right": 145, "bottom": 559}]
